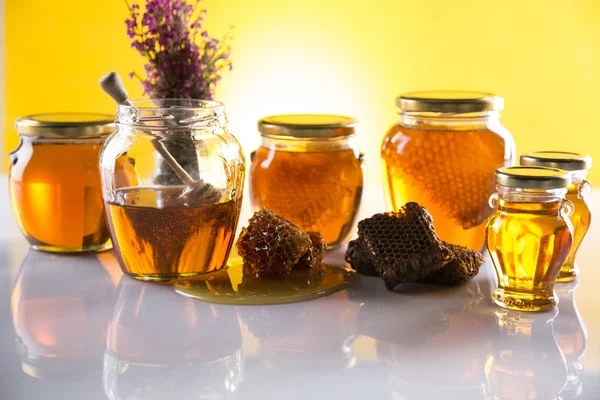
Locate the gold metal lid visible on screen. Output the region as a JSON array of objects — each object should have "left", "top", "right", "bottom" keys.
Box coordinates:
[
  {"left": 520, "top": 151, "right": 592, "bottom": 171},
  {"left": 257, "top": 114, "right": 357, "bottom": 139},
  {"left": 495, "top": 166, "right": 571, "bottom": 189},
  {"left": 396, "top": 90, "right": 504, "bottom": 113},
  {"left": 15, "top": 113, "right": 116, "bottom": 138}
]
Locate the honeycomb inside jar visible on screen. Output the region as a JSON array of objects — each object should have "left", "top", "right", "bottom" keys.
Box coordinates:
[
  {"left": 382, "top": 123, "right": 512, "bottom": 251},
  {"left": 250, "top": 146, "right": 363, "bottom": 249}
]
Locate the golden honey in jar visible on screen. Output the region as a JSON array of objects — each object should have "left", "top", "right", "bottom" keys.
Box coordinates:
[
  {"left": 520, "top": 152, "right": 593, "bottom": 283},
  {"left": 485, "top": 166, "right": 574, "bottom": 312},
  {"left": 381, "top": 91, "right": 515, "bottom": 251},
  {"left": 250, "top": 114, "right": 365, "bottom": 249},
  {"left": 9, "top": 113, "right": 115, "bottom": 252},
  {"left": 100, "top": 99, "right": 245, "bottom": 282}
]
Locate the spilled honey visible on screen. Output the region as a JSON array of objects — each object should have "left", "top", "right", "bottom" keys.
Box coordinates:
[{"left": 173, "top": 258, "right": 357, "bottom": 305}]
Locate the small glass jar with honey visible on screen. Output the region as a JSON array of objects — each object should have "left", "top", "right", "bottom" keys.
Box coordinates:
[
  {"left": 9, "top": 113, "right": 115, "bottom": 252},
  {"left": 520, "top": 152, "right": 593, "bottom": 283},
  {"left": 485, "top": 166, "right": 574, "bottom": 312},
  {"left": 99, "top": 99, "right": 245, "bottom": 282},
  {"left": 250, "top": 114, "right": 365, "bottom": 249},
  {"left": 381, "top": 91, "right": 515, "bottom": 251}
]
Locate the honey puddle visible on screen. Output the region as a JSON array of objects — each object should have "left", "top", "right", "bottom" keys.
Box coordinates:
[{"left": 172, "top": 258, "right": 357, "bottom": 305}]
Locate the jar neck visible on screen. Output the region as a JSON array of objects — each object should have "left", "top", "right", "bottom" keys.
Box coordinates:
[
  {"left": 117, "top": 101, "right": 226, "bottom": 132},
  {"left": 496, "top": 185, "right": 567, "bottom": 203},
  {"left": 398, "top": 110, "right": 501, "bottom": 130},
  {"left": 260, "top": 134, "right": 359, "bottom": 152},
  {"left": 18, "top": 134, "right": 107, "bottom": 144},
  {"left": 569, "top": 170, "right": 588, "bottom": 184}
]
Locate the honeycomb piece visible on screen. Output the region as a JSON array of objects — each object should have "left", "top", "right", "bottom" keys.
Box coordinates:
[
  {"left": 345, "top": 239, "right": 379, "bottom": 276},
  {"left": 236, "top": 208, "right": 311, "bottom": 278},
  {"left": 355, "top": 203, "right": 451, "bottom": 290},
  {"left": 420, "top": 243, "right": 484, "bottom": 286}
]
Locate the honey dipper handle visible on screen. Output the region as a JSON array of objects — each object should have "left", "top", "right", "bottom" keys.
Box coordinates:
[{"left": 99, "top": 72, "right": 131, "bottom": 105}]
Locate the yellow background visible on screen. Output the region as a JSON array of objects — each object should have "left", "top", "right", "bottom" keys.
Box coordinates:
[
  {"left": 4, "top": 0, "right": 600, "bottom": 183},
  {"left": 3, "top": 0, "right": 600, "bottom": 374}
]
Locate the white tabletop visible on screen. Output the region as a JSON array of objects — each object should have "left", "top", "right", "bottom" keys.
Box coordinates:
[{"left": 0, "top": 176, "right": 599, "bottom": 400}]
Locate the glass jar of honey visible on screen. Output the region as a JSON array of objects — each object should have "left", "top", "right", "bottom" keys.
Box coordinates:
[
  {"left": 10, "top": 113, "right": 115, "bottom": 252},
  {"left": 250, "top": 114, "right": 365, "bottom": 249},
  {"left": 381, "top": 91, "right": 515, "bottom": 251},
  {"left": 485, "top": 166, "right": 574, "bottom": 312},
  {"left": 520, "top": 152, "right": 593, "bottom": 283},
  {"left": 99, "top": 99, "right": 245, "bottom": 282}
]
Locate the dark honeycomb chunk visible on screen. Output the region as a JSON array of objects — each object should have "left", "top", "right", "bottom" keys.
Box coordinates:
[
  {"left": 355, "top": 202, "right": 451, "bottom": 290},
  {"left": 345, "top": 202, "right": 483, "bottom": 289},
  {"left": 236, "top": 209, "right": 326, "bottom": 279},
  {"left": 345, "top": 239, "right": 379, "bottom": 276},
  {"left": 420, "top": 244, "right": 484, "bottom": 286}
]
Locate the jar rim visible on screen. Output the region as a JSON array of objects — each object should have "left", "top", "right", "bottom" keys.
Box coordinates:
[
  {"left": 15, "top": 113, "right": 115, "bottom": 138},
  {"left": 520, "top": 151, "right": 592, "bottom": 171},
  {"left": 117, "top": 99, "right": 226, "bottom": 130},
  {"left": 118, "top": 98, "right": 224, "bottom": 112},
  {"left": 258, "top": 114, "right": 357, "bottom": 139},
  {"left": 396, "top": 90, "right": 504, "bottom": 114},
  {"left": 495, "top": 166, "right": 571, "bottom": 189}
]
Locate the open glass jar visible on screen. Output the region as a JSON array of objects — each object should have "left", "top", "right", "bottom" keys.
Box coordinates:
[
  {"left": 249, "top": 114, "right": 365, "bottom": 249},
  {"left": 99, "top": 99, "right": 245, "bottom": 282},
  {"left": 10, "top": 113, "right": 115, "bottom": 252},
  {"left": 485, "top": 166, "right": 574, "bottom": 312},
  {"left": 381, "top": 91, "right": 515, "bottom": 251},
  {"left": 520, "top": 151, "right": 593, "bottom": 282}
]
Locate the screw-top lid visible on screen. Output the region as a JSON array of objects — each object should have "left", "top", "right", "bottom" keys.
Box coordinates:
[
  {"left": 495, "top": 166, "right": 571, "bottom": 189},
  {"left": 396, "top": 90, "right": 504, "bottom": 114},
  {"left": 15, "top": 113, "right": 115, "bottom": 138},
  {"left": 520, "top": 151, "right": 592, "bottom": 171},
  {"left": 257, "top": 114, "right": 357, "bottom": 139}
]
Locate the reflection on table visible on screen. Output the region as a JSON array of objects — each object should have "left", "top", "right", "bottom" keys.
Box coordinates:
[
  {"left": 237, "top": 291, "right": 360, "bottom": 373},
  {"left": 230, "top": 290, "right": 362, "bottom": 400},
  {"left": 555, "top": 280, "right": 588, "bottom": 399},
  {"left": 355, "top": 277, "right": 494, "bottom": 398},
  {"left": 10, "top": 250, "right": 119, "bottom": 379},
  {"left": 485, "top": 308, "right": 568, "bottom": 399},
  {"left": 103, "top": 277, "right": 244, "bottom": 400}
]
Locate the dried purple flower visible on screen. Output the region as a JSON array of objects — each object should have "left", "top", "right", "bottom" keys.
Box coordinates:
[{"left": 124, "top": 0, "right": 233, "bottom": 100}]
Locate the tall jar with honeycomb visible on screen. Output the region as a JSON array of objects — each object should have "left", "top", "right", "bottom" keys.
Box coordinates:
[
  {"left": 250, "top": 114, "right": 365, "bottom": 249},
  {"left": 99, "top": 99, "right": 245, "bottom": 282},
  {"left": 381, "top": 91, "right": 515, "bottom": 251},
  {"left": 9, "top": 113, "right": 115, "bottom": 253},
  {"left": 520, "top": 152, "right": 592, "bottom": 282},
  {"left": 485, "top": 166, "right": 574, "bottom": 312}
]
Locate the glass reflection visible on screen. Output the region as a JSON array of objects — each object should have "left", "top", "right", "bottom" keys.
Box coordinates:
[
  {"left": 555, "top": 280, "right": 587, "bottom": 399},
  {"left": 237, "top": 291, "right": 360, "bottom": 372},
  {"left": 356, "top": 279, "right": 494, "bottom": 398},
  {"left": 104, "top": 277, "right": 244, "bottom": 399},
  {"left": 485, "top": 309, "right": 568, "bottom": 399},
  {"left": 10, "top": 250, "right": 118, "bottom": 379}
]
